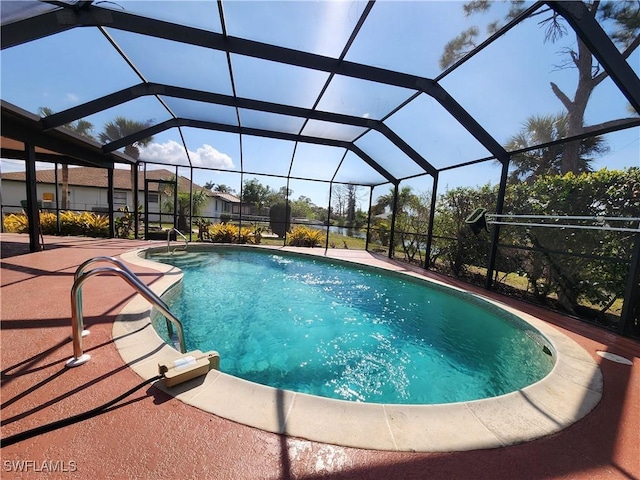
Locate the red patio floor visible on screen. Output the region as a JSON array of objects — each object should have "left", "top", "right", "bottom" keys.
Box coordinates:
[{"left": 1, "top": 233, "right": 638, "bottom": 479}]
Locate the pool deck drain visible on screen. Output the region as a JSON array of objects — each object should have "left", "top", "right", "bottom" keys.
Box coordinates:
[
  {"left": 596, "top": 351, "right": 634, "bottom": 365},
  {"left": 116, "top": 245, "right": 604, "bottom": 452}
]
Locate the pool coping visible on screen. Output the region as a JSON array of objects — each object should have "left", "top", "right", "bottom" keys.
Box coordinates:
[{"left": 114, "top": 244, "right": 603, "bottom": 452}]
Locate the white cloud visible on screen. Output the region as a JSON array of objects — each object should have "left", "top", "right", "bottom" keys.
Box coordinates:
[
  {"left": 139, "top": 140, "right": 234, "bottom": 169},
  {"left": 193, "top": 144, "right": 235, "bottom": 169},
  {"left": 65, "top": 93, "right": 80, "bottom": 104}
]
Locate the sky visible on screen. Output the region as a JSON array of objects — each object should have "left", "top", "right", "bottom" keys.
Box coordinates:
[{"left": 1, "top": 0, "right": 638, "bottom": 208}]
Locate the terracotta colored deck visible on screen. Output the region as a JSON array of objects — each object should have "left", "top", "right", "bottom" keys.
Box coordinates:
[{"left": 1, "top": 233, "right": 638, "bottom": 479}]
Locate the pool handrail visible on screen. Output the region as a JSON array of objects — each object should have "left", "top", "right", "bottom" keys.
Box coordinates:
[
  {"left": 68, "top": 258, "right": 187, "bottom": 367},
  {"left": 74, "top": 256, "right": 176, "bottom": 338},
  {"left": 168, "top": 228, "right": 189, "bottom": 253}
]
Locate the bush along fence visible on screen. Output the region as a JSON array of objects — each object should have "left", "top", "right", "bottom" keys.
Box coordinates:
[{"left": 3, "top": 211, "right": 109, "bottom": 237}]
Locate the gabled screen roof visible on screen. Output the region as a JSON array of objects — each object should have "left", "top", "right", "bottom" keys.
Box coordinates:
[{"left": 1, "top": 0, "right": 639, "bottom": 191}]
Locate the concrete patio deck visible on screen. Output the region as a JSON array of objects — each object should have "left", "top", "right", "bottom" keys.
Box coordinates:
[{"left": 1, "top": 233, "right": 638, "bottom": 479}]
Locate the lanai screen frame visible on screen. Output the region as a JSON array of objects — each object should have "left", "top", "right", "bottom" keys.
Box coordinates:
[{"left": 1, "top": 0, "right": 639, "bottom": 335}]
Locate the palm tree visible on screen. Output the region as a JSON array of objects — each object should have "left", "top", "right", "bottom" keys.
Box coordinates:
[
  {"left": 99, "top": 117, "right": 155, "bottom": 219},
  {"left": 39, "top": 107, "right": 95, "bottom": 209},
  {"left": 373, "top": 186, "right": 416, "bottom": 216},
  {"left": 204, "top": 182, "right": 234, "bottom": 194},
  {"left": 162, "top": 176, "right": 209, "bottom": 232},
  {"left": 440, "top": 1, "right": 638, "bottom": 175},
  {"left": 506, "top": 113, "right": 607, "bottom": 184},
  {"left": 98, "top": 116, "right": 154, "bottom": 159}
]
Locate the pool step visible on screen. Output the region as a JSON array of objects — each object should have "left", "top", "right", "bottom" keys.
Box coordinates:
[{"left": 149, "top": 252, "right": 209, "bottom": 269}]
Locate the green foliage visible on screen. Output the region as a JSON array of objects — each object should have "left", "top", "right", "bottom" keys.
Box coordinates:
[
  {"left": 395, "top": 190, "right": 432, "bottom": 264},
  {"left": 506, "top": 114, "right": 607, "bottom": 183},
  {"left": 195, "top": 218, "right": 212, "bottom": 241},
  {"left": 59, "top": 211, "right": 109, "bottom": 237},
  {"left": 502, "top": 168, "right": 640, "bottom": 314},
  {"left": 98, "top": 117, "right": 154, "bottom": 159},
  {"left": 114, "top": 205, "right": 138, "bottom": 239},
  {"left": 242, "top": 178, "right": 272, "bottom": 209},
  {"left": 287, "top": 226, "right": 325, "bottom": 247},
  {"left": 3, "top": 213, "right": 29, "bottom": 233},
  {"left": 205, "top": 182, "right": 234, "bottom": 194},
  {"left": 433, "top": 184, "right": 497, "bottom": 276},
  {"left": 369, "top": 220, "right": 390, "bottom": 247},
  {"left": 290, "top": 196, "right": 315, "bottom": 219},
  {"left": 4, "top": 211, "right": 109, "bottom": 237},
  {"left": 162, "top": 177, "right": 209, "bottom": 232},
  {"left": 269, "top": 202, "right": 291, "bottom": 238},
  {"left": 209, "top": 223, "right": 253, "bottom": 244},
  {"left": 428, "top": 168, "right": 638, "bottom": 318}
]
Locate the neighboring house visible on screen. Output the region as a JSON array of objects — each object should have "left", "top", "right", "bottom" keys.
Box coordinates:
[{"left": 0, "top": 166, "right": 245, "bottom": 222}]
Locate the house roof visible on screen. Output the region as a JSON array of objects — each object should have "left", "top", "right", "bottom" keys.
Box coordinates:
[
  {"left": 0, "top": 167, "right": 205, "bottom": 193},
  {"left": 210, "top": 191, "right": 241, "bottom": 204}
]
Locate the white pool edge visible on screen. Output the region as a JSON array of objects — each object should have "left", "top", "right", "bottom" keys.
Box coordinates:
[{"left": 114, "top": 245, "right": 603, "bottom": 452}]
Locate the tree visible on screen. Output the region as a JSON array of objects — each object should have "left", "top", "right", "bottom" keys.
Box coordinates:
[
  {"left": 506, "top": 113, "right": 608, "bottom": 184},
  {"left": 346, "top": 185, "right": 357, "bottom": 224},
  {"left": 441, "top": 1, "right": 639, "bottom": 174},
  {"left": 266, "top": 186, "right": 291, "bottom": 207},
  {"left": 38, "top": 107, "right": 95, "bottom": 209},
  {"left": 290, "top": 196, "right": 316, "bottom": 219},
  {"left": 162, "top": 176, "right": 209, "bottom": 232},
  {"left": 395, "top": 189, "right": 432, "bottom": 264},
  {"left": 99, "top": 116, "right": 154, "bottom": 218},
  {"left": 433, "top": 185, "right": 498, "bottom": 276},
  {"left": 373, "top": 186, "right": 416, "bottom": 216},
  {"left": 269, "top": 202, "right": 291, "bottom": 238},
  {"left": 205, "top": 182, "right": 235, "bottom": 194},
  {"left": 503, "top": 168, "right": 640, "bottom": 317},
  {"left": 98, "top": 117, "right": 154, "bottom": 160},
  {"left": 241, "top": 179, "right": 272, "bottom": 213}
]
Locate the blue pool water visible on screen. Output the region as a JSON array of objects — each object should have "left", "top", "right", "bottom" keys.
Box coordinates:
[{"left": 149, "top": 248, "right": 554, "bottom": 404}]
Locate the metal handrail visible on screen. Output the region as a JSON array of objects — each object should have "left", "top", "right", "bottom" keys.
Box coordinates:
[
  {"left": 168, "top": 228, "right": 189, "bottom": 253},
  {"left": 73, "top": 256, "right": 177, "bottom": 339},
  {"left": 68, "top": 263, "right": 187, "bottom": 367}
]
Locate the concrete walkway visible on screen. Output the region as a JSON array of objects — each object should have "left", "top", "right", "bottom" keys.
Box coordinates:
[{"left": 1, "top": 233, "right": 638, "bottom": 479}]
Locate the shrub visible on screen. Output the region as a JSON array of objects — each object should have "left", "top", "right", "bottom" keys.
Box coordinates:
[
  {"left": 2, "top": 211, "right": 109, "bottom": 237},
  {"left": 209, "top": 223, "right": 254, "bottom": 244},
  {"left": 3, "top": 213, "right": 29, "bottom": 233},
  {"left": 81, "top": 212, "right": 110, "bottom": 237},
  {"left": 287, "top": 226, "right": 325, "bottom": 247},
  {"left": 39, "top": 212, "right": 57, "bottom": 234},
  {"left": 269, "top": 202, "right": 291, "bottom": 238},
  {"left": 114, "top": 206, "right": 137, "bottom": 239}
]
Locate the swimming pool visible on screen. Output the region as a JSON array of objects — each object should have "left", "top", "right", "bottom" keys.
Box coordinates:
[
  {"left": 147, "top": 247, "right": 554, "bottom": 405},
  {"left": 115, "top": 246, "right": 603, "bottom": 452}
]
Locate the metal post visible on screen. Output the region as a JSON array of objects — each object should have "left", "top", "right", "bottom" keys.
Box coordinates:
[
  {"left": 620, "top": 232, "right": 640, "bottom": 336},
  {"left": 325, "top": 182, "right": 333, "bottom": 250},
  {"left": 485, "top": 159, "right": 509, "bottom": 289},
  {"left": 107, "top": 167, "right": 115, "bottom": 238},
  {"left": 284, "top": 177, "right": 291, "bottom": 245},
  {"left": 173, "top": 166, "right": 179, "bottom": 230},
  {"left": 388, "top": 183, "right": 399, "bottom": 259},
  {"left": 365, "top": 186, "right": 373, "bottom": 251},
  {"left": 144, "top": 179, "right": 150, "bottom": 240},
  {"left": 424, "top": 173, "right": 439, "bottom": 270},
  {"left": 24, "top": 143, "right": 41, "bottom": 252},
  {"left": 54, "top": 162, "right": 60, "bottom": 234},
  {"left": 132, "top": 163, "right": 139, "bottom": 239},
  {"left": 189, "top": 166, "right": 194, "bottom": 241}
]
